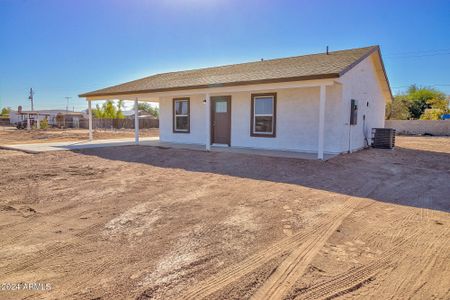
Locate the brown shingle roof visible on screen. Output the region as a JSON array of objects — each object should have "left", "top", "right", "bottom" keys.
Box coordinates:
[{"left": 80, "top": 46, "right": 381, "bottom": 98}]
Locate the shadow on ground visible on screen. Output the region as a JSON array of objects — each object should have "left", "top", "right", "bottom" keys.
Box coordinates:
[{"left": 74, "top": 145, "right": 450, "bottom": 213}]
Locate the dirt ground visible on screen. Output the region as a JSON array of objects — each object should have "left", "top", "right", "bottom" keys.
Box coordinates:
[
  {"left": 0, "top": 127, "right": 159, "bottom": 145},
  {"left": 0, "top": 136, "right": 449, "bottom": 299}
]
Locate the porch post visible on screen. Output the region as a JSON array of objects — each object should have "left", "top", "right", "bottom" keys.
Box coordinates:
[
  {"left": 134, "top": 98, "right": 139, "bottom": 144},
  {"left": 88, "top": 100, "right": 93, "bottom": 141},
  {"left": 318, "top": 85, "right": 326, "bottom": 160},
  {"left": 205, "top": 93, "right": 211, "bottom": 151}
]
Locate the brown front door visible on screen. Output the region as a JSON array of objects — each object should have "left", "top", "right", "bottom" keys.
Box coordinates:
[{"left": 211, "top": 96, "right": 231, "bottom": 145}]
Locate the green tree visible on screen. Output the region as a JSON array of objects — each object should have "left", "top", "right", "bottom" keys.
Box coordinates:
[
  {"left": 404, "top": 85, "right": 448, "bottom": 119},
  {"left": 427, "top": 95, "right": 449, "bottom": 112},
  {"left": 1, "top": 107, "right": 11, "bottom": 116},
  {"left": 93, "top": 104, "right": 104, "bottom": 118},
  {"left": 92, "top": 100, "right": 125, "bottom": 119},
  {"left": 386, "top": 95, "right": 410, "bottom": 120},
  {"left": 420, "top": 109, "right": 444, "bottom": 120},
  {"left": 137, "top": 103, "right": 159, "bottom": 118},
  {"left": 40, "top": 118, "right": 49, "bottom": 129},
  {"left": 116, "top": 100, "right": 125, "bottom": 119}
]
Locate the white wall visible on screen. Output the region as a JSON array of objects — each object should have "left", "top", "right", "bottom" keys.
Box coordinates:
[
  {"left": 9, "top": 111, "right": 49, "bottom": 125},
  {"left": 339, "top": 54, "right": 387, "bottom": 151},
  {"left": 385, "top": 120, "right": 450, "bottom": 136},
  {"left": 9, "top": 111, "right": 20, "bottom": 124},
  {"left": 160, "top": 85, "right": 345, "bottom": 154},
  {"left": 160, "top": 95, "right": 206, "bottom": 144},
  {"left": 159, "top": 55, "right": 388, "bottom": 154},
  {"left": 230, "top": 86, "right": 344, "bottom": 153}
]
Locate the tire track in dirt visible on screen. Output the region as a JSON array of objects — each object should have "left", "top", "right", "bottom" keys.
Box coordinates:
[
  {"left": 60, "top": 255, "right": 116, "bottom": 299},
  {"left": 182, "top": 181, "right": 381, "bottom": 299},
  {"left": 0, "top": 218, "right": 107, "bottom": 278},
  {"left": 374, "top": 214, "right": 450, "bottom": 299},
  {"left": 0, "top": 242, "right": 75, "bottom": 277},
  {"left": 294, "top": 231, "right": 420, "bottom": 300},
  {"left": 388, "top": 210, "right": 418, "bottom": 243},
  {"left": 181, "top": 224, "right": 327, "bottom": 299},
  {"left": 358, "top": 225, "right": 449, "bottom": 300},
  {"left": 0, "top": 199, "right": 86, "bottom": 234},
  {"left": 250, "top": 199, "right": 359, "bottom": 300},
  {"left": 350, "top": 208, "right": 418, "bottom": 251},
  {"left": 295, "top": 215, "right": 449, "bottom": 300},
  {"left": 402, "top": 229, "right": 450, "bottom": 299},
  {"left": 249, "top": 181, "right": 382, "bottom": 300}
]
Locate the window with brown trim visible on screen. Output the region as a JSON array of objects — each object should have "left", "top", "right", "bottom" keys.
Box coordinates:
[
  {"left": 173, "top": 98, "right": 190, "bottom": 133},
  {"left": 251, "top": 93, "right": 276, "bottom": 137}
]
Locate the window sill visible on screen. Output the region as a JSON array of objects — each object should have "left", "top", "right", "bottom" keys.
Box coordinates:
[
  {"left": 173, "top": 130, "right": 190, "bottom": 134},
  {"left": 250, "top": 133, "right": 276, "bottom": 138}
]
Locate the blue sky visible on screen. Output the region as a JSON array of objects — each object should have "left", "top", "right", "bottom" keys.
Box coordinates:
[{"left": 1, "top": 0, "right": 449, "bottom": 111}]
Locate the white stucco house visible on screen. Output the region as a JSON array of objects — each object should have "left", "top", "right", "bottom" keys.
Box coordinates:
[
  {"left": 80, "top": 45, "right": 392, "bottom": 159},
  {"left": 9, "top": 109, "right": 51, "bottom": 125},
  {"left": 10, "top": 108, "right": 84, "bottom": 128}
]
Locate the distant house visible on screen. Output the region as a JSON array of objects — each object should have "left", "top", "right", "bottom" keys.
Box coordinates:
[
  {"left": 80, "top": 45, "right": 392, "bottom": 159},
  {"left": 9, "top": 108, "right": 49, "bottom": 125},
  {"left": 53, "top": 112, "right": 85, "bottom": 128},
  {"left": 9, "top": 107, "right": 85, "bottom": 128},
  {"left": 122, "top": 110, "right": 157, "bottom": 119}
]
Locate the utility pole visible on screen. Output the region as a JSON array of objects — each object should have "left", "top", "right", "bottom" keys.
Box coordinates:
[
  {"left": 65, "top": 96, "right": 72, "bottom": 112},
  {"left": 29, "top": 88, "right": 34, "bottom": 111}
]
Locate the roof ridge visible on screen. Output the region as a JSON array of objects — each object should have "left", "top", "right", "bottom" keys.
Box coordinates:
[
  {"left": 124, "top": 45, "right": 378, "bottom": 80},
  {"left": 165, "top": 45, "right": 378, "bottom": 74}
]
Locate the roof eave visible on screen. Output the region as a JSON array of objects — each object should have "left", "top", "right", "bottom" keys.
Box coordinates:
[
  {"left": 338, "top": 45, "right": 379, "bottom": 77},
  {"left": 79, "top": 73, "right": 340, "bottom": 98}
]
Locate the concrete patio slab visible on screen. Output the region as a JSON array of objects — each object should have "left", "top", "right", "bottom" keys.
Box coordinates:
[
  {"left": 140, "top": 140, "right": 337, "bottom": 160},
  {"left": 1, "top": 137, "right": 337, "bottom": 160}
]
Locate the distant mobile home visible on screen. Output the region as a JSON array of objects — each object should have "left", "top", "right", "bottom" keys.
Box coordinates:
[{"left": 80, "top": 46, "right": 392, "bottom": 159}]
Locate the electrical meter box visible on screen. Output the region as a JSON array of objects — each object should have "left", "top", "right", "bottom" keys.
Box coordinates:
[{"left": 350, "top": 99, "right": 358, "bottom": 125}]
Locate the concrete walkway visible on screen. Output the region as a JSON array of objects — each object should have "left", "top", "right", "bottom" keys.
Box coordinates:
[
  {"left": 1, "top": 137, "right": 337, "bottom": 160},
  {"left": 0, "top": 137, "right": 159, "bottom": 153}
]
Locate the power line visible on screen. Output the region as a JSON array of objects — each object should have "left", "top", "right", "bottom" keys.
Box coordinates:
[
  {"left": 384, "top": 48, "right": 450, "bottom": 56},
  {"left": 384, "top": 52, "right": 450, "bottom": 59},
  {"left": 391, "top": 84, "right": 450, "bottom": 89},
  {"left": 383, "top": 48, "right": 450, "bottom": 59}
]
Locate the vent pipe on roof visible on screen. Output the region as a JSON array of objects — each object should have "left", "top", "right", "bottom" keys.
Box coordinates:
[{"left": 326, "top": 46, "right": 329, "bottom": 55}]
